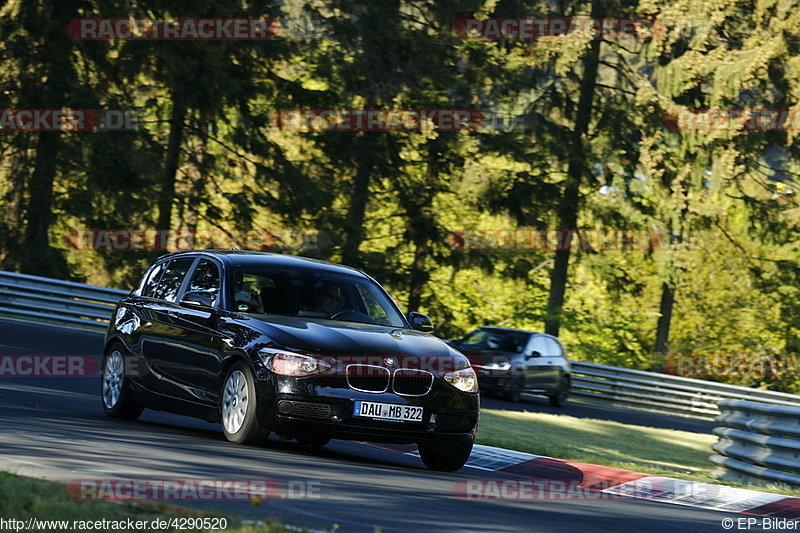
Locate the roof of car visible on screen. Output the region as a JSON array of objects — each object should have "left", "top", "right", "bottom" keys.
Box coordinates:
[{"left": 157, "top": 250, "right": 367, "bottom": 277}]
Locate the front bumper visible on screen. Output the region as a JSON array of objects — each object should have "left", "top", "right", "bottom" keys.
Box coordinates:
[
  {"left": 255, "top": 374, "right": 479, "bottom": 445},
  {"left": 474, "top": 370, "right": 515, "bottom": 392}
]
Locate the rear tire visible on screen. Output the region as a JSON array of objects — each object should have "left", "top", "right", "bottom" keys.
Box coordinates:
[
  {"left": 221, "top": 362, "right": 269, "bottom": 444},
  {"left": 548, "top": 376, "right": 570, "bottom": 407},
  {"left": 101, "top": 344, "right": 143, "bottom": 420},
  {"left": 418, "top": 439, "right": 474, "bottom": 472}
]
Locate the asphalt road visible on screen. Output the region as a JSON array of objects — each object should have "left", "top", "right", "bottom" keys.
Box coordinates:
[
  {"left": 481, "top": 393, "right": 715, "bottom": 434},
  {"left": 0, "top": 319, "right": 738, "bottom": 532}
]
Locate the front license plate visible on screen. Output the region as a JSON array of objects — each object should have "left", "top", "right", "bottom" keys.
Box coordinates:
[{"left": 353, "top": 401, "right": 423, "bottom": 422}]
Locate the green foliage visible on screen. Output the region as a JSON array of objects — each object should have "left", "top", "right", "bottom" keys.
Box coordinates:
[{"left": 0, "top": 0, "right": 799, "bottom": 392}]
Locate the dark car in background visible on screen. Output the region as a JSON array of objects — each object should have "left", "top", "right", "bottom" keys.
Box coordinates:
[
  {"left": 101, "top": 250, "right": 479, "bottom": 471},
  {"left": 449, "top": 326, "right": 570, "bottom": 405}
]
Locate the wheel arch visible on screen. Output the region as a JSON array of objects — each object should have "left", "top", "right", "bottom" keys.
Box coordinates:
[
  {"left": 219, "top": 349, "right": 254, "bottom": 389},
  {"left": 103, "top": 334, "right": 129, "bottom": 355}
]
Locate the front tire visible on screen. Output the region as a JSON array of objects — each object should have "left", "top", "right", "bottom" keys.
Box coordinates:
[
  {"left": 418, "top": 439, "right": 474, "bottom": 472},
  {"left": 505, "top": 375, "right": 524, "bottom": 403},
  {"left": 101, "top": 344, "right": 143, "bottom": 420},
  {"left": 221, "top": 362, "right": 269, "bottom": 444}
]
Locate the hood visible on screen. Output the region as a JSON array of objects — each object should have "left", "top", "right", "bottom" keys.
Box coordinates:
[
  {"left": 455, "top": 345, "right": 520, "bottom": 367},
  {"left": 241, "top": 315, "right": 462, "bottom": 361}
]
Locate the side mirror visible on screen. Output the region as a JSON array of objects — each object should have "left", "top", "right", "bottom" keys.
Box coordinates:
[
  {"left": 181, "top": 291, "right": 214, "bottom": 309},
  {"left": 526, "top": 350, "right": 542, "bottom": 360},
  {"left": 408, "top": 311, "right": 434, "bottom": 332}
]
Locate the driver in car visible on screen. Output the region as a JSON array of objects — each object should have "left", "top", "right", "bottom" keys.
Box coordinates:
[{"left": 314, "top": 282, "right": 344, "bottom": 316}]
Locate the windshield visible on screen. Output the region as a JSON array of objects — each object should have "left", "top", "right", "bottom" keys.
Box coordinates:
[
  {"left": 462, "top": 329, "right": 531, "bottom": 353},
  {"left": 230, "top": 267, "right": 407, "bottom": 328}
]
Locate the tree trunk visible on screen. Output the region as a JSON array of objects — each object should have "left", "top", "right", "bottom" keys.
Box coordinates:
[
  {"left": 654, "top": 228, "right": 684, "bottom": 353},
  {"left": 19, "top": 0, "right": 77, "bottom": 276},
  {"left": 406, "top": 242, "right": 428, "bottom": 312},
  {"left": 340, "top": 136, "right": 372, "bottom": 267},
  {"left": 544, "top": 0, "right": 605, "bottom": 336},
  {"left": 181, "top": 118, "right": 210, "bottom": 234},
  {"left": 654, "top": 281, "right": 675, "bottom": 354},
  {"left": 157, "top": 95, "right": 187, "bottom": 232},
  {"left": 406, "top": 208, "right": 432, "bottom": 312},
  {"left": 20, "top": 132, "right": 60, "bottom": 275},
  {"left": 0, "top": 137, "right": 30, "bottom": 269}
]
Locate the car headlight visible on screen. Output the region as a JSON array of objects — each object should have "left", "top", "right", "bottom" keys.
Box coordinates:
[
  {"left": 484, "top": 360, "right": 511, "bottom": 371},
  {"left": 259, "top": 349, "right": 332, "bottom": 377},
  {"left": 444, "top": 367, "right": 478, "bottom": 393}
]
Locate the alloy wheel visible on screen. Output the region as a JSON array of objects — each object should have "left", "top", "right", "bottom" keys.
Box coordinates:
[
  {"left": 102, "top": 350, "right": 124, "bottom": 409},
  {"left": 222, "top": 370, "right": 249, "bottom": 434}
]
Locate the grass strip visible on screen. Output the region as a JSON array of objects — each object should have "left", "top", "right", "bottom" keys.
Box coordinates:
[{"left": 0, "top": 471, "right": 304, "bottom": 533}]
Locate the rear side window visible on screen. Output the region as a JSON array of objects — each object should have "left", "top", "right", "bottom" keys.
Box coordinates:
[
  {"left": 544, "top": 337, "right": 564, "bottom": 358},
  {"left": 186, "top": 259, "right": 221, "bottom": 306},
  {"left": 529, "top": 335, "right": 549, "bottom": 357},
  {"left": 141, "top": 262, "right": 167, "bottom": 298},
  {"left": 153, "top": 258, "right": 194, "bottom": 302}
]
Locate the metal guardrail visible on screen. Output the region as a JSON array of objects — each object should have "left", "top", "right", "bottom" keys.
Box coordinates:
[
  {"left": 570, "top": 361, "right": 800, "bottom": 420},
  {"left": 0, "top": 270, "right": 128, "bottom": 331},
  {"left": 1, "top": 269, "right": 799, "bottom": 422},
  {"left": 710, "top": 400, "right": 800, "bottom": 487}
]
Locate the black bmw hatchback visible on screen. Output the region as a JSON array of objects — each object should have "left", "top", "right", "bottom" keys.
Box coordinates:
[{"left": 102, "top": 250, "right": 479, "bottom": 471}]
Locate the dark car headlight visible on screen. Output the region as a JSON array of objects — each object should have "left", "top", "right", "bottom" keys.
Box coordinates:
[
  {"left": 483, "top": 360, "right": 511, "bottom": 372},
  {"left": 444, "top": 367, "right": 479, "bottom": 393},
  {"left": 259, "top": 349, "right": 332, "bottom": 377}
]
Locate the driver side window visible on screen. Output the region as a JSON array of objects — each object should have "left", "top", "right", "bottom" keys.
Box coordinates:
[
  {"left": 463, "top": 330, "right": 488, "bottom": 346},
  {"left": 186, "top": 259, "right": 221, "bottom": 306},
  {"left": 232, "top": 272, "right": 269, "bottom": 313}
]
